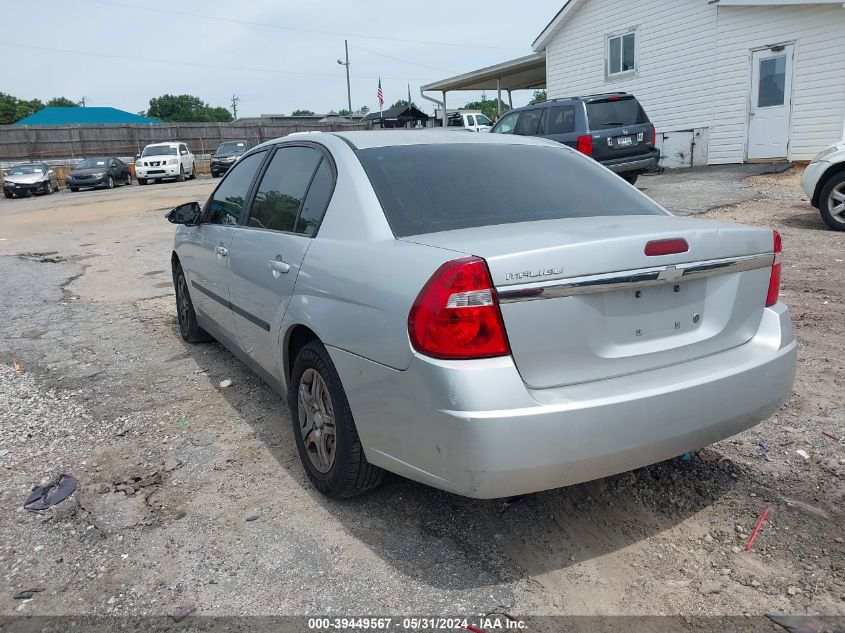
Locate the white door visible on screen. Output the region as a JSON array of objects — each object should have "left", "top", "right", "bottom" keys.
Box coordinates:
[{"left": 747, "top": 45, "right": 793, "bottom": 160}]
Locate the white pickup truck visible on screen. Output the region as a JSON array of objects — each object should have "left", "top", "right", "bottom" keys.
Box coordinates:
[{"left": 446, "top": 110, "right": 493, "bottom": 132}]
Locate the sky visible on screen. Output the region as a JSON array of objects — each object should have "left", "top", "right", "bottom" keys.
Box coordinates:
[{"left": 1, "top": 0, "right": 562, "bottom": 118}]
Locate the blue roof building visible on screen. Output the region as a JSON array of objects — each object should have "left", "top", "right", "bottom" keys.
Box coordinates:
[{"left": 14, "top": 107, "right": 162, "bottom": 126}]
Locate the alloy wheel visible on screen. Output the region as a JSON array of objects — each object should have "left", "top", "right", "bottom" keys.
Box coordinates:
[
  {"left": 297, "top": 368, "right": 336, "bottom": 473},
  {"left": 176, "top": 275, "right": 190, "bottom": 336},
  {"left": 827, "top": 183, "right": 845, "bottom": 224}
]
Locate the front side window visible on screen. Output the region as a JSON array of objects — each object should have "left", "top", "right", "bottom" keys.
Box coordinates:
[
  {"left": 205, "top": 151, "right": 266, "bottom": 226},
  {"left": 491, "top": 111, "right": 519, "bottom": 134},
  {"left": 466, "top": 115, "right": 476, "bottom": 126},
  {"left": 607, "top": 29, "right": 637, "bottom": 77},
  {"left": 247, "top": 146, "right": 322, "bottom": 233}
]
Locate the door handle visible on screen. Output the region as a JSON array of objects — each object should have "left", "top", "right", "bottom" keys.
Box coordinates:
[
  {"left": 215, "top": 246, "right": 229, "bottom": 257},
  {"left": 268, "top": 257, "right": 290, "bottom": 277}
]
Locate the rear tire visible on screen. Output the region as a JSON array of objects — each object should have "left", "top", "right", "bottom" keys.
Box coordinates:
[
  {"left": 125, "top": 173, "right": 132, "bottom": 185},
  {"left": 174, "top": 266, "right": 212, "bottom": 343},
  {"left": 290, "top": 340, "right": 384, "bottom": 498},
  {"left": 621, "top": 173, "right": 640, "bottom": 185},
  {"left": 818, "top": 171, "right": 845, "bottom": 231},
  {"left": 189, "top": 162, "right": 196, "bottom": 179}
]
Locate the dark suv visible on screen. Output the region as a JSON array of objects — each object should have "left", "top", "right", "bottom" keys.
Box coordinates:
[
  {"left": 211, "top": 141, "right": 252, "bottom": 178},
  {"left": 490, "top": 93, "right": 659, "bottom": 184}
]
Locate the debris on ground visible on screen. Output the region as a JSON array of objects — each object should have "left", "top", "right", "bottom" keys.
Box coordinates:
[
  {"left": 24, "top": 474, "right": 78, "bottom": 511},
  {"left": 219, "top": 378, "right": 232, "bottom": 388},
  {"left": 13, "top": 588, "right": 45, "bottom": 600},
  {"left": 745, "top": 508, "right": 770, "bottom": 551},
  {"left": 170, "top": 605, "right": 196, "bottom": 623},
  {"left": 796, "top": 449, "right": 810, "bottom": 460}
]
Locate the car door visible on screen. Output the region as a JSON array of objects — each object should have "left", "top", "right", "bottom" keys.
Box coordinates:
[
  {"left": 181, "top": 150, "right": 268, "bottom": 344},
  {"left": 227, "top": 144, "right": 333, "bottom": 376}
]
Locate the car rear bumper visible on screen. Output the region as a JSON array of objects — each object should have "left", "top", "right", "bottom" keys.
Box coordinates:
[
  {"left": 329, "top": 303, "right": 795, "bottom": 498},
  {"left": 800, "top": 160, "right": 828, "bottom": 207},
  {"left": 601, "top": 148, "right": 661, "bottom": 174}
]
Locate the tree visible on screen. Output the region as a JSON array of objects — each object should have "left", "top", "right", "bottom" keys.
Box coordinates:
[
  {"left": 531, "top": 90, "right": 547, "bottom": 103},
  {"left": 46, "top": 97, "right": 79, "bottom": 107},
  {"left": 390, "top": 99, "right": 413, "bottom": 109},
  {"left": 291, "top": 109, "right": 315, "bottom": 116},
  {"left": 359, "top": 105, "right": 370, "bottom": 115},
  {"left": 147, "top": 94, "right": 233, "bottom": 122},
  {"left": 0, "top": 93, "right": 45, "bottom": 125},
  {"left": 337, "top": 108, "right": 352, "bottom": 117},
  {"left": 463, "top": 98, "right": 510, "bottom": 122}
]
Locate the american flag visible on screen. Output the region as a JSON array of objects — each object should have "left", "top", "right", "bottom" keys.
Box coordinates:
[{"left": 377, "top": 78, "right": 384, "bottom": 109}]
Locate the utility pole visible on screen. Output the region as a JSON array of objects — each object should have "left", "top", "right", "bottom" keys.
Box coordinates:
[
  {"left": 337, "top": 40, "right": 352, "bottom": 117},
  {"left": 231, "top": 95, "right": 240, "bottom": 119}
]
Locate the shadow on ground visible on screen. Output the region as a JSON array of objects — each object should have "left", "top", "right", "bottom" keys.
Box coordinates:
[{"left": 173, "top": 317, "right": 741, "bottom": 592}]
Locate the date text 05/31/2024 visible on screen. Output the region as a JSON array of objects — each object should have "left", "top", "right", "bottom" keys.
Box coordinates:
[{"left": 307, "top": 617, "right": 527, "bottom": 631}]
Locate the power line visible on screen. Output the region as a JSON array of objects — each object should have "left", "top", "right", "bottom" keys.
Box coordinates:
[
  {"left": 84, "top": 0, "right": 530, "bottom": 52},
  {"left": 0, "top": 41, "right": 440, "bottom": 82},
  {"left": 348, "top": 43, "right": 458, "bottom": 74}
]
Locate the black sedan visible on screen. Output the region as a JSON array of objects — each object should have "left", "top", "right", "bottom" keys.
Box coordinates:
[{"left": 66, "top": 157, "right": 132, "bottom": 191}]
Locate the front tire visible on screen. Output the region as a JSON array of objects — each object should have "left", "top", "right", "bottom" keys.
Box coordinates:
[
  {"left": 174, "top": 266, "right": 211, "bottom": 343},
  {"left": 106, "top": 175, "right": 114, "bottom": 189},
  {"left": 177, "top": 166, "right": 185, "bottom": 182},
  {"left": 819, "top": 171, "right": 845, "bottom": 231},
  {"left": 69, "top": 187, "right": 78, "bottom": 192},
  {"left": 290, "top": 341, "right": 384, "bottom": 498},
  {"left": 138, "top": 178, "right": 147, "bottom": 185}
]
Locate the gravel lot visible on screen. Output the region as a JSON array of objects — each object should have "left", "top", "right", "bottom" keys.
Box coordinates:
[{"left": 0, "top": 169, "right": 842, "bottom": 624}]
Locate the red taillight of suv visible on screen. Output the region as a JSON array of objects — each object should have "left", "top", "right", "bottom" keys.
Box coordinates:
[
  {"left": 409, "top": 257, "right": 510, "bottom": 359},
  {"left": 766, "top": 230, "right": 782, "bottom": 307},
  {"left": 576, "top": 134, "right": 593, "bottom": 156},
  {"left": 650, "top": 124, "right": 657, "bottom": 146}
]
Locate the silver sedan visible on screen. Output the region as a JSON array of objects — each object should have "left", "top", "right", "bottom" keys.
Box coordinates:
[{"left": 166, "top": 131, "right": 796, "bottom": 499}]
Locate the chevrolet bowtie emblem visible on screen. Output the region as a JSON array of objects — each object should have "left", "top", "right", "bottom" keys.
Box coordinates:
[{"left": 657, "top": 265, "right": 684, "bottom": 282}]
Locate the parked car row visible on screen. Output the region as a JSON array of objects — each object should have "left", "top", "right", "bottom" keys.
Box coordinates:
[{"left": 2, "top": 140, "right": 253, "bottom": 198}]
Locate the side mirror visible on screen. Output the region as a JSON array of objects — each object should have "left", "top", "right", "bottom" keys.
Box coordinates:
[{"left": 166, "top": 201, "right": 202, "bottom": 226}]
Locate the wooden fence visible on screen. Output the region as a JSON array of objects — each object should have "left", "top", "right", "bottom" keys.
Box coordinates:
[{"left": 0, "top": 121, "right": 373, "bottom": 162}]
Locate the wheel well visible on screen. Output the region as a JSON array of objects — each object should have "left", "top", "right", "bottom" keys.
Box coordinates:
[
  {"left": 814, "top": 162, "right": 845, "bottom": 207},
  {"left": 170, "top": 252, "right": 180, "bottom": 278},
  {"left": 285, "top": 325, "right": 318, "bottom": 385}
]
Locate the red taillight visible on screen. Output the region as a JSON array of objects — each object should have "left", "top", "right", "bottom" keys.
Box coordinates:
[
  {"left": 650, "top": 124, "right": 657, "bottom": 146},
  {"left": 408, "top": 257, "right": 510, "bottom": 360},
  {"left": 766, "top": 230, "right": 782, "bottom": 307},
  {"left": 576, "top": 134, "right": 593, "bottom": 156},
  {"left": 644, "top": 238, "right": 689, "bottom": 256}
]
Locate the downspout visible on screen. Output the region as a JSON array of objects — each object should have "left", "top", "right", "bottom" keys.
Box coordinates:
[{"left": 419, "top": 89, "right": 444, "bottom": 128}]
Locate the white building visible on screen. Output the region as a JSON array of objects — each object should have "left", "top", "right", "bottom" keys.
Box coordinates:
[{"left": 533, "top": 0, "right": 845, "bottom": 166}]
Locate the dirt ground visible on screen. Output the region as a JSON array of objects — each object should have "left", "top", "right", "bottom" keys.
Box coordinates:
[{"left": 0, "top": 169, "right": 843, "bottom": 625}]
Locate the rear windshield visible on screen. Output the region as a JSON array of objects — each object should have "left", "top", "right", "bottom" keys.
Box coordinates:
[
  {"left": 357, "top": 143, "right": 663, "bottom": 237},
  {"left": 586, "top": 98, "right": 649, "bottom": 130}
]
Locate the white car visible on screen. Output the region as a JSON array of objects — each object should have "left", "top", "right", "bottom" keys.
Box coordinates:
[
  {"left": 135, "top": 142, "right": 196, "bottom": 185},
  {"left": 800, "top": 143, "right": 845, "bottom": 231}
]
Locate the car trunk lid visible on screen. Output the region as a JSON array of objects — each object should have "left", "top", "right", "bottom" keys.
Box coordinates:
[{"left": 402, "top": 216, "right": 775, "bottom": 388}]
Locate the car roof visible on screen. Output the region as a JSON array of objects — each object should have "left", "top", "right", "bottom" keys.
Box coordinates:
[
  {"left": 144, "top": 141, "right": 182, "bottom": 147},
  {"left": 328, "top": 130, "right": 560, "bottom": 150}
]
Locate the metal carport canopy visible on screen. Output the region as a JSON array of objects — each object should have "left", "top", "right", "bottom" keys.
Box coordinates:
[{"left": 421, "top": 52, "right": 546, "bottom": 124}]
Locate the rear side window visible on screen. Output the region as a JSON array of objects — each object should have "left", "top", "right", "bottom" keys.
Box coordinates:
[
  {"left": 515, "top": 109, "right": 543, "bottom": 135},
  {"left": 358, "top": 144, "right": 662, "bottom": 237},
  {"left": 547, "top": 105, "right": 576, "bottom": 134},
  {"left": 586, "top": 98, "right": 649, "bottom": 130},
  {"left": 248, "top": 146, "right": 322, "bottom": 233}
]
